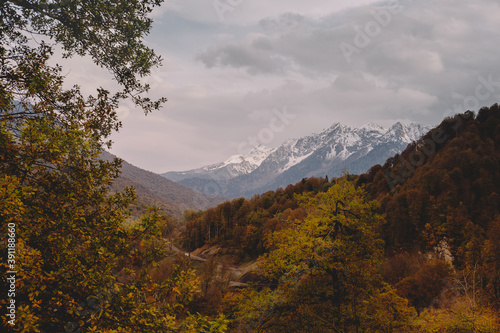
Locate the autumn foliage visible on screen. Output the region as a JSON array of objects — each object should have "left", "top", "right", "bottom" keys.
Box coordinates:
[
  {"left": 2, "top": 0, "right": 500, "bottom": 329},
  {"left": 180, "top": 106, "right": 500, "bottom": 331},
  {"left": 182, "top": 177, "right": 331, "bottom": 260}
]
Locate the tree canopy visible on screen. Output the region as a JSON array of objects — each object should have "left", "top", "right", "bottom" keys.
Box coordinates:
[
  {"left": 1, "top": 0, "right": 167, "bottom": 114},
  {"left": 235, "top": 179, "right": 413, "bottom": 332},
  {"left": 0, "top": 1, "right": 228, "bottom": 332}
]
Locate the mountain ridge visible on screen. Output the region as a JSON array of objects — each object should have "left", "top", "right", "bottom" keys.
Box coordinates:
[
  {"left": 162, "top": 121, "right": 431, "bottom": 198},
  {"left": 162, "top": 145, "right": 273, "bottom": 182}
]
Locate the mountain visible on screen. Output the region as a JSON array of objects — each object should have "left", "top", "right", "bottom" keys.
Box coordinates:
[
  {"left": 101, "top": 151, "right": 226, "bottom": 218},
  {"left": 162, "top": 121, "right": 431, "bottom": 198},
  {"left": 163, "top": 145, "right": 273, "bottom": 182},
  {"left": 359, "top": 106, "right": 500, "bottom": 249},
  {"left": 179, "top": 106, "right": 500, "bottom": 330}
]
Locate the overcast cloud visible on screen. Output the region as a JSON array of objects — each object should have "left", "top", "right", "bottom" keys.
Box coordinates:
[{"left": 58, "top": 0, "right": 500, "bottom": 172}]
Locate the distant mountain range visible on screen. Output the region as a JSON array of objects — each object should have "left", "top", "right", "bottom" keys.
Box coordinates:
[
  {"left": 162, "top": 122, "right": 431, "bottom": 198},
  {"left": 163, "top": 145, "right": 273, "bottom": 183},
  {"left": 101, "top": 151, "right": 226, "bottom": 218}
]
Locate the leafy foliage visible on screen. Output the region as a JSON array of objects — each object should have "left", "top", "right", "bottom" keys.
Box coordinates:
[
  {"left": 234, "top": 179, "right": 413, "bottom": 332},
  {"left": 0, "top": 1, "right": 227, "bottom": 331},
  {"left": 1, "top": 0, "right": 167, "bottom": 112},
  {"left": 356, "top": 106, "right": 500, "bottom": 316},
  {"left": 0, "top": 111, "right": 225, "bottom": 331},
  {"left": 395, "top": 259, "right": 454, "bottom": 314},
  {"left": 181, "top": 177, "right": 331, "bottom": 260}
]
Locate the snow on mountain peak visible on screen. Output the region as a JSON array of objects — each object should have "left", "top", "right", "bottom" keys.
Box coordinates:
[
  {"left": 223, "top": 154, "right": 244, "bottom": 166},
  {"left": 219, "top": 145, "right": 274, "bottom": 176},
  {"left": 362, "top": 122, "right": 386, "bottom": 133},
  {"left": 268, "top": 121, "right": 430, "bottom": 174},
  {"left": 385, "top": 122, "right": 429, "bottom": 143},
  {"left": 245, "top": 145, "right": 274, "bottom": 166},
  {"left": 162, "top": 120, "right": 431, "bottom": 194}
]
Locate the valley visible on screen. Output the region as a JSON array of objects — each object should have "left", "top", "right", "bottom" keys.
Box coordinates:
[{"left": 117, "top": 106, "right": 500, "bottom": 332}]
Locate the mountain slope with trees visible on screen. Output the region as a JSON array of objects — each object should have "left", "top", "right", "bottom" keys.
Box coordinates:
[
  {"left": 359, "top": 105, "right": 500, "bottom": 259},
  {"left": 180, "top": 106, "right": 500, "bottom": 331},
  {"left": 102, "top": 151, "right": 226, "bottom": 218}
]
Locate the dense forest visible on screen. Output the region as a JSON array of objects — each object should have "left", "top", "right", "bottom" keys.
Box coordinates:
[
  {"left": 181, "top": 176, "right": 331, "bottom": 258},
  {"left": 179, "top": 106, "right": 500, "bottom": 331},
  {"left": 1, "top": 0, "right": 499, "bottom": 331}
]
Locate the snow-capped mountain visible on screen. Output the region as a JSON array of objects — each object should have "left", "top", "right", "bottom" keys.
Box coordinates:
[
  {"left": 161, "top": 121, "right": 431, "bottom": 198},
  {"left": 162, "top": 145, "right": 273, "bottom": 182}
]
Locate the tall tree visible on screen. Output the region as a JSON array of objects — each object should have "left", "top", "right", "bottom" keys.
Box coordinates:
[
  {"left": 0, "top": 1, "right": 227, "bottom": 332},
  {"left": 236, "top": 179, "right": 413, "bottom": 332}
]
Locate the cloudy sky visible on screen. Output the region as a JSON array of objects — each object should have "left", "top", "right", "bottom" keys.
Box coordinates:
[{"left": 60, "top": 0, "right": 500, "bottom": 173}]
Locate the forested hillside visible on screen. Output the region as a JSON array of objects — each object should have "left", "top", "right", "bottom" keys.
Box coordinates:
[
  {"left": 2, "top": 0, "right": 499, "bottom": 330},
  {"left": 182, "top": 176, "right": 332, "bottom": 259},
  {"left": 102, "top": 151, "right": 226, "bottom": 218},
  {"left": 359, "top": 106, "right": 499, "bottom": 253},
  {"left": 180, "top": 106, "right": 500, "bottom": 331}
]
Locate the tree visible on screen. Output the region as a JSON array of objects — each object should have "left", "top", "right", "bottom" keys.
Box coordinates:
[
  {"left": 1, "top": 0, "right": 167, "bottom": 113},
  {"left": 0, "top": 1, "right": 227, "bottom": 331},
  {"left": 0, "top": 107, "right": 227, "bottom": 331},
  {"left": 481, "top": 215, "right": 500, "bottom": 306},
  {"left": 235, "top": 179, "right": 413, "bottom": 332},
  {"left": 395, "top": 259, "right": 454, "bottom": 315}
]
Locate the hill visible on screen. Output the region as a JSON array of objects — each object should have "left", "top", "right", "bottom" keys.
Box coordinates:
[
  {"left": 101, "top": 151, "right": 226, "bottom": 218},
  {"left": 178, "top": 106, "right": 500, "bottom": 331},
  {"left": 358, "top": 105, "right": 500, "bottom": 260}
]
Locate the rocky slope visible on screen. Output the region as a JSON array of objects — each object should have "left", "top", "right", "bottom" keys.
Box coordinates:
[{"left": 162, "top": 122, "right": 431, "bottom": 198}]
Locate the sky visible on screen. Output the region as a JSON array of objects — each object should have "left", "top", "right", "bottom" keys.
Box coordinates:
[{"left": 58, "top": 0, "right": 500, "bottom": 173}]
